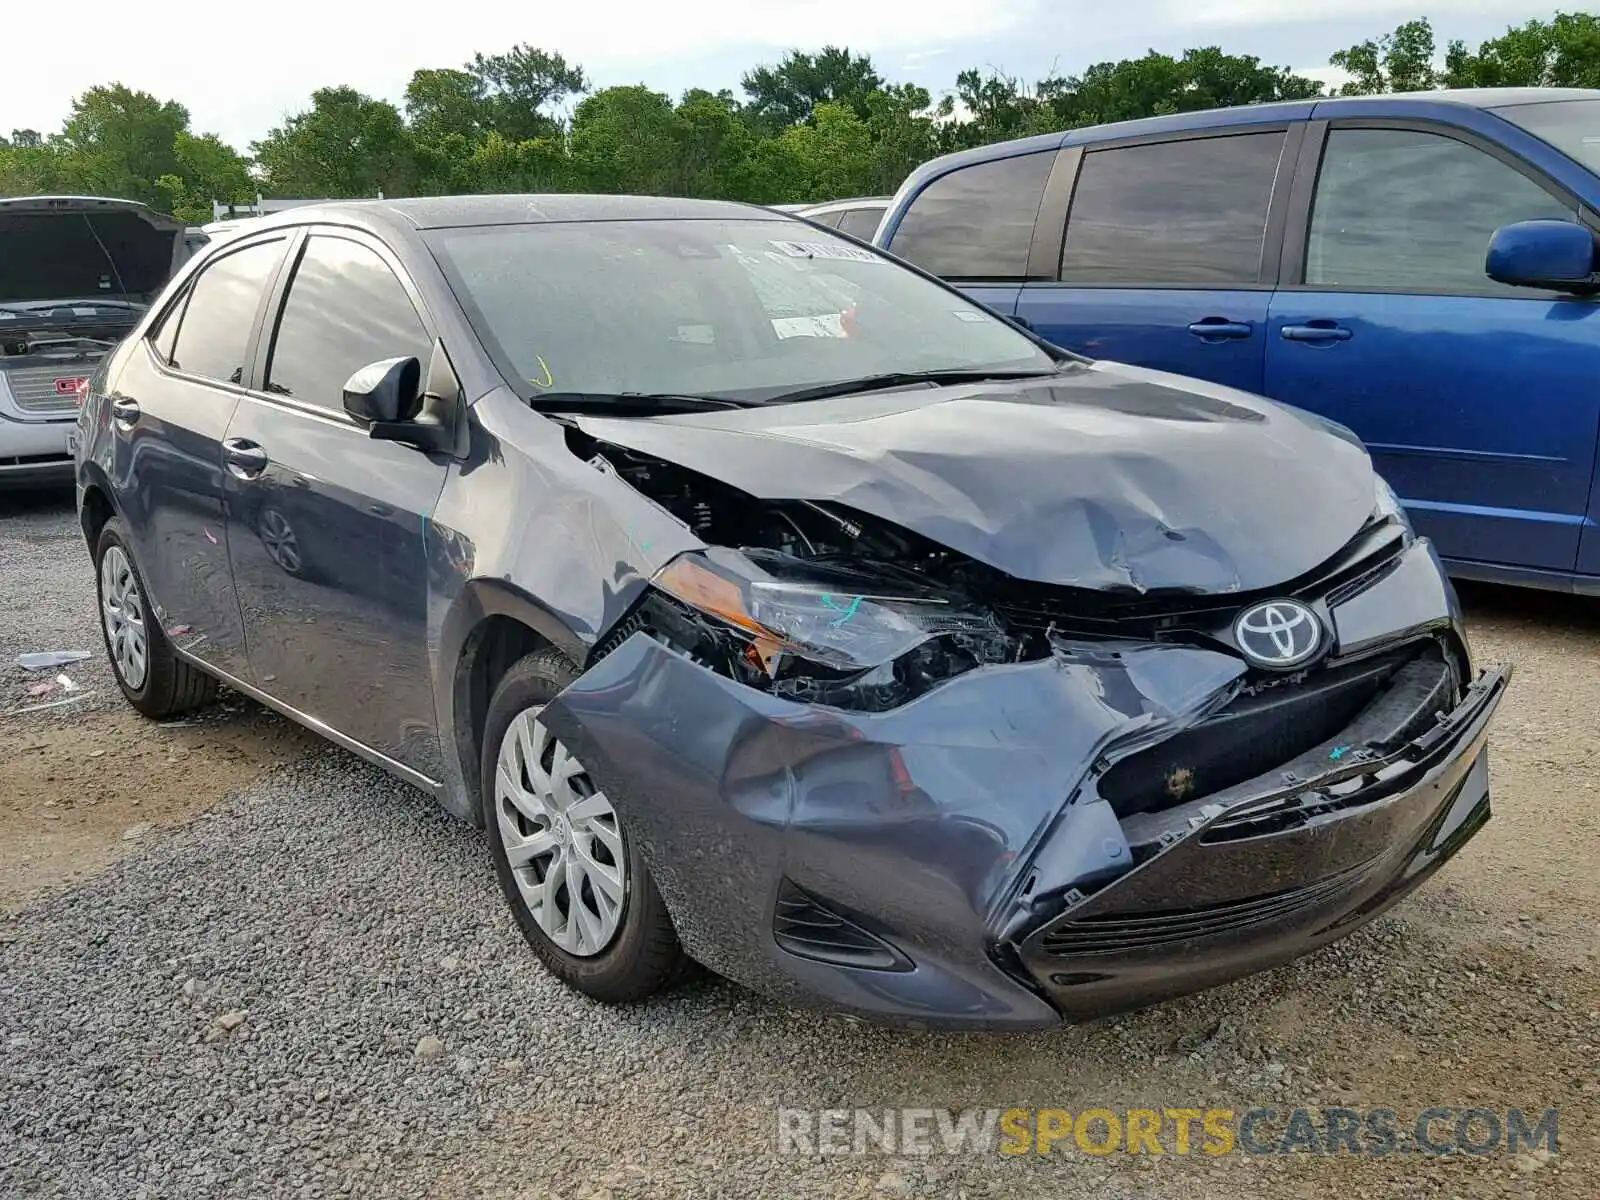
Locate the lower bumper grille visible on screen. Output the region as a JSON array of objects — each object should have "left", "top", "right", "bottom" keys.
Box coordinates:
[
  {"left": 773, "top": 880, "right": 911, "bottom": 972},
  {"left": 1037, "top": 857, "right": 1378, "bottom": 957}
]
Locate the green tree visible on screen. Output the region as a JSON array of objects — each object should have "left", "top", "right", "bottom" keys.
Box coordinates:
[
  {"left": 862, "top": 84, "right": 940, "bottom": 195},
  {"left": 942, "top": 48, "right": 1324, "bottom": 154},
  {"left": 1330, "top": 18, "right": 1439, "bottom": 95},
  {"left": 54, "top": 85, "right": 190, "bottom": 205},
  {"left": 569, "top": 85, "right": 684, "bottom": 195},
  {"left": 1443, "top": 12, "right": 1600, "bottom": 88},
  {"left": 252, "top": 87, "right": 419, "bottom": 198},
  {"left": 759, "top": 101, "right": 878, "bottom": 201},
  {"left": 469, "top": 44, "right": 588, "bottom": 141},
  {"left": 674, "top": 89, "right": 761, "bottom": 197},
  {"left": 0, "top": 139, "right": 62, "bottom": 195},
  {"left": 742, "top": 47, "right": 884, "bottom": 128},
  {"left": 405, "top": 68, "right": 490, "bottom": 143}
]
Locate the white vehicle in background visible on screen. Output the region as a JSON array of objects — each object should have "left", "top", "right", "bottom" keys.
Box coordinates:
[
  {"left": 0, "top": 196, "right": 187, "bottom": 490},
  {"left": 794, "top": 196, "right": 892, "bottom": 241}
]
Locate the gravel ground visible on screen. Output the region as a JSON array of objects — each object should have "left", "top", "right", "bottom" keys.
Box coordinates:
[
  {"left": 0, "top": 490, "right": 117, "bottom": 719},
  {"left": 1, "top": 491, "right": 1595, "bottom": 1199}
]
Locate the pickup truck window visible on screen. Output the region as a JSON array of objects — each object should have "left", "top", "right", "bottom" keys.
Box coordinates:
[
  {"left": 1306, "top": 127, "right": 1574, "bottom": 295},
  {"left": 1059, "top": 132, "right": 1286, "bottom": 285}
]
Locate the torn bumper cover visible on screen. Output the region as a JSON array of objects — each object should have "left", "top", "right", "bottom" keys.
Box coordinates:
[{"left": 539, "top": 551, "right": 1509, "bottom": 1030}]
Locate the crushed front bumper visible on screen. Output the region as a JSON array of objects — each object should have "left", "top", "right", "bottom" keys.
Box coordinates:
[
  {"left": 1015, "top": 662, "right": 1506, "bottom": 1020},
  {"left": 539, "top": 544, "right": 1508, "bottom": 1030}
]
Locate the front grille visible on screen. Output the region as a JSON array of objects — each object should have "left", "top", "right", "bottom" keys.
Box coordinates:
[
  {"left": 1036, "top": 857, "right": 1379, "bottom": 957},
  {"left": 772, "top": 880, "right": 912, "bottom": 972},
  {"left": 1100, "top": 642, "right": 1431, "bottom": 819},
  {"left": 1, "top": 364, "right": 86, "bottom": 413},
  {"left": 989, "top": 518, "right": 1407, "bottom": 641}
]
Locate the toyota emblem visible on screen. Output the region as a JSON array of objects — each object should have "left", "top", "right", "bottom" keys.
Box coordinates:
[{"left": 1233, "top": 599, "right": 1322, "bottom": 669}]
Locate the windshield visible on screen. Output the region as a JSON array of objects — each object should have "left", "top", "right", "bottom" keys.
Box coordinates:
[
  {"left": 1496, "top": 98, "right": 1600, "bottom": 174},
  {"left": 426, "top": 218, "right": 1056, "bottom": 403}
]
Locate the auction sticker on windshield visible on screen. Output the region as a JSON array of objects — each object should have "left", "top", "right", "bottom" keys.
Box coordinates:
[{"left": 768, "top": 240, "right": 880, "bottom": 262}]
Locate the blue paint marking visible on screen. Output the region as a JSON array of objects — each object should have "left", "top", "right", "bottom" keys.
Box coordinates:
[
  {"left": 821, "top": 594, "right": 862, "bottom": 626},
  {"left": 1329, "top": 745, "right": 1352, "bottom": 761}
]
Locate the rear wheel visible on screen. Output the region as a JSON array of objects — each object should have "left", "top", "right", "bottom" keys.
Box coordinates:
[
  {"left": 481, "top": 648, "right": 688, "bottom": 1003},
  {"left": 95, "top": 517, "right": 218, "bottom": 719}
]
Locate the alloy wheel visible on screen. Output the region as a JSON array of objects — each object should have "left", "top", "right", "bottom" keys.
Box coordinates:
[
  {"left": 100, "top": 544, "right": 149, "bottom": 690},
  {"left": 494, "top": 709, "right": 627, "bottom": 957}
]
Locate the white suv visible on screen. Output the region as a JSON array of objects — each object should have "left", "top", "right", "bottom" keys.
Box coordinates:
[{"left": 1, "top": 196, "right": 186, "bottom": 489}]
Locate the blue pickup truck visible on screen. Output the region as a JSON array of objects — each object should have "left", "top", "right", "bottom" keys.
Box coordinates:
[{"left": 872, "top": 88, "right": 1600, "bottom": 594}]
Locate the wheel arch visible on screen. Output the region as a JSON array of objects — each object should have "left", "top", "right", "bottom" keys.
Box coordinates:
[
  {"left": 77, "top": 463, "right": 120, "bottom": 554},
  {"left": 440, "top": 578, "right": 592, "bottom": 827}
]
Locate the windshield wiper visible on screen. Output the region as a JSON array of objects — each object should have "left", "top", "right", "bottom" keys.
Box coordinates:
[
  {"left": 528, "top": 391, "right": 756, "bottom": 416},
  {"left": 758, "top": 368, "right": 1065, "bottom": 406}
]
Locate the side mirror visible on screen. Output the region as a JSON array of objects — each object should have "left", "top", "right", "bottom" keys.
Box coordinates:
[
  {"left": 1486, "top": 220, "right": 1598, "bottom": 292},
  {"left": 342, "top": 356, "right": 421, "bottom": 425}
]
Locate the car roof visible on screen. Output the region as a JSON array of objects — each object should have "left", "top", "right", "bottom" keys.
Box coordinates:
[
  {"left": 799, "top": 197, "right": 892, "bottom": 214},
  {"left": 897, "top": 87, "right": 1600, "bottom": 192},
  {"left": 241, "top": 194, "right": 779, "bottom": 236}
]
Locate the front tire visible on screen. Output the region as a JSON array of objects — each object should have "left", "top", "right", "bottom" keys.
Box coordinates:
[
  {"left": 95, "top": 517, "right": 219, "bottom": 719},
  {"left": 482, "top": 648, "right": 688, "bottom": 1003}
]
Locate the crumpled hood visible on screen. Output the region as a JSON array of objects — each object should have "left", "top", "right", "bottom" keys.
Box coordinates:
[
  {"left": 0, "top": 196, "right": 184, "bottom": 304},
  {"left": 574, "top": 361, "right": 1378, "bottom": 593}
]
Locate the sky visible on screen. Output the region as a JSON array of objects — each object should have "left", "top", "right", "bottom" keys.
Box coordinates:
[{"left": 3, "top": 0, "right": 1571, "bottom": 151}]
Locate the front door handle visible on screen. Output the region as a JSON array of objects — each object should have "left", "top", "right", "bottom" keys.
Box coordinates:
[
  {"left": 1187, "top": 319, "right": 1253, "bottom": 341},
  {"left": 110, "top": 396, "right": 141, "bottom": 425},
  {"left": 1281, "top": 322, "right": 1353, "bottom": 343},
  {"left": 222, "top": 437, "right": 269, "bottom": 478}
]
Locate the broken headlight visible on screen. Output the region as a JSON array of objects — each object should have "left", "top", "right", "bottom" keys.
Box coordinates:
[{"left": 644, "top": 547, "right": 1016, "bottom": 710}]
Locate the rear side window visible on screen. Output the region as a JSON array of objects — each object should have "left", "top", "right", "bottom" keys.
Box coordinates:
[
  {"left": 167, "top": 240, "right": 283, "bottom": 384},
  {"left": 889, "top": 151, "right": 1054, "bottom": 279},
  {"left": 1060, "top": 132, "right": 1287, "bottom": 285},
  {"left": 836, "top": 207, "right": 884, "bottom": 241},
  {"left": 1305, "top": 127, "right": 1576, "bottom": 294},
  {"left": 149, "top": 290, "right": 188, "bottom": 364},
  {"left": 265, "top": 236, "right": 431, "bottom": 410}
]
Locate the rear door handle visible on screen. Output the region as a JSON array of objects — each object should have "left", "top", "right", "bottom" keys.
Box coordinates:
[
  {"left": 1281, "top": 322, "right": 1353, "bottom": 343},
  {"left": 1187, "top": 320, "right": 1253, "bottom": 341},
  {"left": 110, "top": 396, "right": 141, "bottom": 425},
  {"left": 222, "top": 437, "right": 269, "bottom": 478}
]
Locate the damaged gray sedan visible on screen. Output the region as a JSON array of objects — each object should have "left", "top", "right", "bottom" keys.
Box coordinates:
[{"left": 74, "top": 196, "right": 1509, "bottom": 1029}]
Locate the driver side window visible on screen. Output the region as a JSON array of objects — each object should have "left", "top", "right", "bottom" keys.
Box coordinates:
[
  {"left": 265, "top": 235, "right": 432, "bottom": 411},
  {"left": 1306, "top": 127, "right": 1575, "bottom": 295}
]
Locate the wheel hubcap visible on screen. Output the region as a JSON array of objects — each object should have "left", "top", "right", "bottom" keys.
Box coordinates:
[
  {"left": 495, "top": 709, "right": 627, "bottom": 957},
  {"left": 100, "top": 545, "right": 148, "bottom": 690}
]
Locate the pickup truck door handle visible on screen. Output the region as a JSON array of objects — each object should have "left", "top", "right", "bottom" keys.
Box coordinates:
[
  {"left": 1281, "top": 322, "right": 1353, "bottom": 343},
  {"left": 222, "top": 438, "right": 269, "bottom": 478},
  {"left": 109, "top": 396, "right": 141, "bottom": 425},
  {"left": 1187, "top": 320, "right": 1253, "bottom": 341}
]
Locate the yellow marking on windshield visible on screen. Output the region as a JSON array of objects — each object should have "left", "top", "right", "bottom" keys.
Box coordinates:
[{"left": 529, "top": 355, "right": 555, "bottom": 389}]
